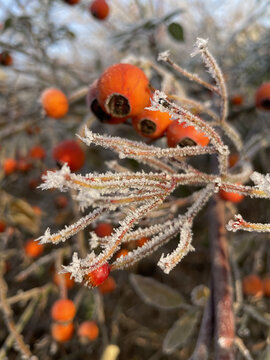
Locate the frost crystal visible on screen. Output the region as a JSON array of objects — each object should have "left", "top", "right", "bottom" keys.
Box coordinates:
[
  {"left": 39, "top": 163, "right": 71, "bottom": 191},
  {"left": 250, "top": 172, "right": 270, "bottom": 196},
  {"left": 157, "top": 50, "right": 171, "bottom": 62}
]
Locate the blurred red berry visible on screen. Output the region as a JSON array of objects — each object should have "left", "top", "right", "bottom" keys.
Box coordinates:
[
  {"left": 0, "top": 51, "right": 13, "bottom": 66},
  {"left": 231, "top": 94, "right": 243, "bottom": 106},
  {"left": 29, "top": 145, "right": 46, "bottom": 160},
  {"left": 3, "top": 158, "right": 17, "bottom": 175},
  {"left": 55, "top": 195, "right": 68, "bottom": 209},
  {"left": 98, "top": 276, "right": 116, "bottom": 294},
  {"left": 255, "top": 82, "right": 270, "bottom": 111},
  {"left": 51, "top": 299, "right": 76, "bottom": 322},
  {"left": 0, "top": 220, "right": 6, "bottom": 233},
  {"left": 24, "top": 239, "right": 44, "bottom": 258},
  {"left": 219, "top": 188, "right": 244, "bottom": 203},
  {"left": 41, "top": 88, "right": 69, "bottom": 119},
  {"left": 78, "top": 321, "right": 99, "bottom": 341},
  {"left": 53, "top": 140, "right": 85, "bottom": 172},
  {"left": 89, "top": 0, "right": 109, "bottom": 20},
  {"left": 95, "top": 222, "right": 113, "bottom": 237}
]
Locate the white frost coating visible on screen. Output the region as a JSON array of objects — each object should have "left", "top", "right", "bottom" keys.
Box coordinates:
[
  {"left": 74, "top": 188, "right": 100, "bottom": 211},
  {"left": 157, "top": 50, "right": 171, "bottom": 62},
  {"left": 145, "top": 90, "right": 169, "bottom": 113},
  {"left": 190, "top": 38, "right": 209, "bottom": 57},
  {"left": 217, "top": 336, "right": 234, "bottom": 348},
  {"left": 37, "top": 208, "right": 104, "bottom": 244},
  {"left": 36, "top": 228, "right": 51, "bottom": 244},
  {"left": 61, "top": 252, "right": 96, "bottom": 283},
  {"left": 158, "top": 222, "right": 194, "bottom": 274},
  {"left": 250, "top": 172, "right": 270, "bottom": 196},
  {"left": 38, "top": 163, "right": 71, "bottom": 192},
  {"left": 226, "top": 214, "right": 243, "bottom": 232},
  {"left": 89, "top": 232, "right": 102, "bottom": 249},
  {"left": 77, "top": 126, "right": 94, "bottom": 146}
]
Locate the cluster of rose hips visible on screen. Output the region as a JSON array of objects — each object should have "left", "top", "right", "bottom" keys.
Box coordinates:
[
  {"left": 63, "top": 0, "right": 109, "bottom": 21},
  {"left": 2, "top": 145, "right": 45, "bottom": 176},
  {"left": 87, "top": 62, "right": 253, "bottom": 204},
  {"left": 88, "top": 63, "right": 211, "bottom": 147}
]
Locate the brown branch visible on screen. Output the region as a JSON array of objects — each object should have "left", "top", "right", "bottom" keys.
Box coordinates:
[
  {"left": 0, "top": 262, "right": 32, "bottom": 359},
  {"left": 209, "top": 196, "right": 235, "bottom": 359},
  {"left": 189, "top": 291, "right": 214, "bottom": 360}
]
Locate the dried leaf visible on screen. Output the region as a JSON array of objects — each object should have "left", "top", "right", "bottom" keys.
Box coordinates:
[
  {"left": 9, "top": 199, "right": 41, "bottom": 234},
  {"left": 100, "top": 344, "right": 120, "bottom": 360},
  {"left": 130, "top": 274, "right": 186, "bottom": 309},
  {"left": 163, "top": 311, "right": 200, "bottom": 354}
]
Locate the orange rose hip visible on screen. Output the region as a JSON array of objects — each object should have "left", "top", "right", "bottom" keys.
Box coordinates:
[
  {"left": 24, "top": 239, "right": 44, "bottom": 258},
  {"left": 97, "top": 63, "right": 150, "bottom": 118},
  {"left": 51, "top": 299, "right": 76, "bottom": 322},
  {"left": 51, "top": 322, "right": 74, "bottom": 343},
  {"left": 78, "top": 321, "right": 99, "bottom": 341},
  {"left": 41, "top": 88, "right": 69, "bottom": 119},
  {"left": 242, "top": 274, "right": 263, "bottom": 298},
  {"left": 166, "top": 121, "right": 210, "bottom": 148},
  {"left": 132, "top": 109, "right": 172, "bottom": 139}
]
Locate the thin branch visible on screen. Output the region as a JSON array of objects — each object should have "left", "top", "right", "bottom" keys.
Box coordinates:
[{"left": 209, "top": 196, "right": 235, "bottom": 359}]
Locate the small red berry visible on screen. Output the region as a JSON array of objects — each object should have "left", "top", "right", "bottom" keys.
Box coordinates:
[
  {"left": 219, "top": 188, "right": 244, "bottom": 203},
  {"left": 17, "top": 158, "right": 32, "bottom": 172},
  {"left": 28, "top": 177, "right": 40, "bottom": 189},
  {"left": 24, "top": 239, "right": 44, "bottom": 258},
  {"left": 51, "top": 322, "right": 74, "bottom": 343},
  {"left": 0, "top": 51, "right": 13, "bottom": 66},
  {"left": 85, "top": 263, "right": 110, "bottom": 287},
  {"left": 0, "top": 220, "right": 6, "bottom": 233},
  {"left": 89, "top": 0, "right": 109, "bottom": 20},
  {"left": 3, "top": 158, "right": 17, "bottom": 175},
  {"left": 55, "top": 195, "right": 68, "bottom": 209},
  {"left": 132, "top": 109, "right": 172, "bottom": 139},
  {"left": 98, "top": 276, "right": 116, "bottom": 294},
  {"left": 53, "top": 272, "right": 75, "bottom": 290},
  {"left": 255, "top": 82, "right": 270, "bottom": 111},
  {"left": 166, "top": 121, "right": 210, "bottom": 148},
  {"left": 63, "top": 0, "right": 80, "bottom": 5},
  {"left": 97, "top": 63, "right": 150, "bottom": 118},
  {"left": 41, "top": 88, "right": 69, "bottom": 119},
  {"left": 51, "top": 299, "right": 76, "bottom": 322},
  {"left": 136, "top": 237, "right": 149, "bottom": 247},
  {"left": 263, "top": 275, "right": 270, "bottom": 297},
  {"left": 242, "top": 274, "right": 263, "bottom": 298},
  {"left": 95, "top": 222, "right": 113, "bottom": 237},
  {"left": 78, "top": 321, "right": 99, "bottom": 341},
  {"left": 53, "top": 140, "right": 85, "bottom": 172},
  {"left": 231, "top": 94, "right": 243, "bottom": 106},
  {"left": 29, "top": 145, "right": 46, "bottom": 160},
  {"left": 228, "top": 153, "right": 239, "bottom": 168},
  {"left": 25, "top": 125, "right": 41, "bottom": 135},
  {"left": 115, "top": 248, "right": 129, "bottom": 259}
]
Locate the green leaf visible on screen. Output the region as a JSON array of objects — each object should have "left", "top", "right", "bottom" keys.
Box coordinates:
[
  {"left": 168, "top": 22, "right": 184, "bottom": 41},
  {"left": 3, "top": 18, "right": 13, "bottom": 32},
  {"left": 163, "top": 311, "right": 200, "bottom": 354},
  {"left": 130, "top": 274, "right": 186, "bottom": 310}
]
